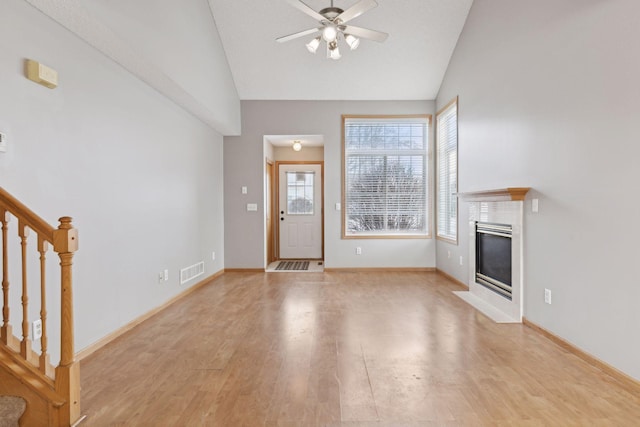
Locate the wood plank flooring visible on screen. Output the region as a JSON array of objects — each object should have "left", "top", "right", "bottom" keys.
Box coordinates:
[{"left": 80, "top": 271, "right": 640, "bottom": 426}]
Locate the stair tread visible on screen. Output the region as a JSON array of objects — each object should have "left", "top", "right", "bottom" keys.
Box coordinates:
[{"left": 0, "top": 395, "right": 27, "bottom": 427}]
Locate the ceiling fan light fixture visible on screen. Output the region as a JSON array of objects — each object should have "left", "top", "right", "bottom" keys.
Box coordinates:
[
  {"left": 277, "top": 0, "right": 388, "bottom": 61},
  {"left": 292, "top": 141, "right": 302, "bottom": 151},
  {"left": 345, "top": 34, "right": 360, "bottom": 50},
  {"left": 306, "top": 36, "right": 321, "bottom": 53},
  {"left": 322, "top": 24, "right": 338, "bottom": 42}
]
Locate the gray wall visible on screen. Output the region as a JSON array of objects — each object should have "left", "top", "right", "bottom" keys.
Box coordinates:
[
  {"left": 0, "top": 0, "right": 226, "bottom": 361},
  {"left": 225, "top": 100, "right": 435, "bottom": 269},
  {"left": 436, "top": 0, "right": 640, "bottom": 380},
  {"left": 272, "top": 146, "right": 324, "bottom": 162}
]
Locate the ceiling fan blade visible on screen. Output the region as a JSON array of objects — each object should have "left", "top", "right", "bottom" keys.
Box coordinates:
[
  {"left": 342, "top": 25, "right": 388, "bottom": 42},
  {"left": 276, "top": 27, "right": 321, "bottom": 43},
  {"left": 335, "top": 0, "right": 378, "bottom": 24},
  {"left": 286, "top": 0, "right": 326, "bottom": 22}
]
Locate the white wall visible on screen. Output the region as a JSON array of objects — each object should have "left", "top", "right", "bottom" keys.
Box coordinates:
[
  {"left": 26, "top": 0, "right": 241, "bottom": 135},
  {"left": 436, "top": 0, "right": 640, "bottom": 380},
  {"left": 225, "top": 100, "right": 435, "bottom": 269},
  {"left": 0, "top": 0, "right": 226, "bottom": 361}
]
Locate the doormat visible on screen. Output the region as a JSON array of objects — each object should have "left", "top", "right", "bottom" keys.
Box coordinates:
[{"left": 275, "top": 261, "right": 310, "bottom": 271}]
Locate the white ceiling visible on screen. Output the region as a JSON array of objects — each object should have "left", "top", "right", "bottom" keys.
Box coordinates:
[
  {"left": 208, "top": 0, "right": 474, "bottom": 100},
  {"left": 25, "top": 0, "right": 473, "bottom": 135},
  {"left": 266, "top": 134, "right": 324, "bottom": 147}
]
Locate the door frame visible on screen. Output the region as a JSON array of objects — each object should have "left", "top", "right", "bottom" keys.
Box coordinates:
[
  {"left": 265, "top": 160, "right": 275, "bottom": 265},
  {"left": 274, "top": 160, "right": 324, "bottom": 260}
]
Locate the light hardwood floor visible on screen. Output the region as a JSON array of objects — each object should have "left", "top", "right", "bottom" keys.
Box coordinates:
[{"left": 81, "top": 271, "right": 640, "bottom": 426}]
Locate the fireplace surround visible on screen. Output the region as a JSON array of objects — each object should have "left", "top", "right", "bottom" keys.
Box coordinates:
[{"left": 456, "top": 188, "right": 530, "bottom": 323}]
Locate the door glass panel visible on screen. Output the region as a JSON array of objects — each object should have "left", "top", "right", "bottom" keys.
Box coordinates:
[{"left": 286, "top": 171, "right": 314, "bottom": 215}]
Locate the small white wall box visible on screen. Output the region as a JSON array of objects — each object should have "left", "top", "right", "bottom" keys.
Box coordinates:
[{"left": 26, "top": 59, "right": 58, "bottom": 89}]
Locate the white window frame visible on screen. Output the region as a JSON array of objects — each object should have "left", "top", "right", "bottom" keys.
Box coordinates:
[
  {"left": 436, "top": 97, "right": 458, "bottom": 244},
  {"left": 342, "top": 114, "right": 432, "bottom": 239}
]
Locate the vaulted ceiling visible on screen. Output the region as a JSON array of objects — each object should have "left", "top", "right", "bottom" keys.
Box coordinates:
[
  {"left": 208, "top": 0, "right": 474, "bottom": 100},
  {"left": 23, "top": 0, "right": 473, "bottom": 133}
]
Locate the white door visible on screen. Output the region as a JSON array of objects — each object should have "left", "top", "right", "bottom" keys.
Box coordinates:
[{"left": 278, "top": 163, "right": 322, "bottom": 259}]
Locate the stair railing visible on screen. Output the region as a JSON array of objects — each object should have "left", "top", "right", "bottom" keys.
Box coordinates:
[{"left": 0, "top": 186, "right": 80, "bottom": 426}]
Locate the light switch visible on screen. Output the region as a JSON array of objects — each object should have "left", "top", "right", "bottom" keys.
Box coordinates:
[
  {"left": 335, "top": 203, "right": 341, "bottom": 211},
  {"left": 0, "top": 132, "right": 6, "bottom": 153},
  {"left": 532, "top": 199, "right": 539, "bottom": 213},
  {"left": 247, "top": 203, "right": 258, "bottom": 212},
  {"left": 242, "top": 186, "right": 247, "bottom": 194}
]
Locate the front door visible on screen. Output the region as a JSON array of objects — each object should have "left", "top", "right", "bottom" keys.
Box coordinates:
[{"left": 278, "top": 163, "right": 323, "bottom": 259}]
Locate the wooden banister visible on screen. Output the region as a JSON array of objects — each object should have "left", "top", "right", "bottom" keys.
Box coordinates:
[
  {"left": 0, "top": 187, "right": 80, "bottom": 426},
  {"left": 0, "top": 187, "right": 54, "bottom": 242}
]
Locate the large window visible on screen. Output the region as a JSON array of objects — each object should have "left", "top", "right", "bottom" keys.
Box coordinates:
[
  {"left": 436, "top": 97, "right": 458, "bottom": 243},
  {"left": 342, "top": 115, "right": 431, "bottom": 238}
]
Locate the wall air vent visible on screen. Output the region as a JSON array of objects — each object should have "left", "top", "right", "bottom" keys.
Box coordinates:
[{"left": 180, "top": 261, "right": 204, "bottom": 285}]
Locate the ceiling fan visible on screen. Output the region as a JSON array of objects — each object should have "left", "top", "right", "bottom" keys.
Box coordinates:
[{"left": 276, "top": 0, "right": 388, "bottom": 60}]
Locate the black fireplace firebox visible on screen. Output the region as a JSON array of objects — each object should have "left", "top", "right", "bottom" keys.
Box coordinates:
[{"left": 475, "top": 222, "right": 512, "bottom": 300}]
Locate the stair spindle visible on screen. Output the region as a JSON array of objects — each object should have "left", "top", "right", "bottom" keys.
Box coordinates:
[
  {"left": 19, "top": 220, "right": 31, "bottom": 358},
  {"left": 38, "top": 236, "right": 50, "bottom": 373},
  {"left": 1, "top": 210, "right": 10, "bottom": 345}
]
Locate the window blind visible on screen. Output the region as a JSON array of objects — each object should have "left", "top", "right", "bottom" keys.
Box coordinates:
[
  {"left": 436, "top": 99, "right": 458, "bottom": 242},
  {"left": 343, "top": 116, "right": 430, "bottom": 237}
]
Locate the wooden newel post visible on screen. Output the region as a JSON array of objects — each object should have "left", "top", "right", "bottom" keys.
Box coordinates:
[{"left": 53, "top": 216, "right": 80, "bottom": 426}]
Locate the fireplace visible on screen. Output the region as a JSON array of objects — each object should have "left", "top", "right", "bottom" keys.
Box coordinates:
[
  {"left": 455, "top": 188, "right": 530, "bottom": 323},
  {"left": 475, "top": 222, "right": 512, "bottom": 300}
]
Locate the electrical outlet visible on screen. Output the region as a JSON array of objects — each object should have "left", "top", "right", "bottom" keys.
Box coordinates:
[
  {"left": 544, "top": 288, "right": 552, "bottom": 304},
  {"left": 32, "top": 319, "right": 42, "bottom": 341},
  {"left": 356, "top": 247, "right": 362, "bottom": 255},
  {"left": 0, "top": 132, "right": 6, "bottom": 153},
  {"left": 164, "top": 269, "right": 169, "bottom": 281},
  {"left": 459, "top": 256, "right": 463, "bottom": 266}
]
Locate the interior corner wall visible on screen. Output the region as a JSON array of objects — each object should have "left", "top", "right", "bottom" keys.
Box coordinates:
[
  {"left": 224, "top": 100, "right": 435, "bottom": 269},
  {"left": 436, "top": 0, "right": 640, "bottom": 380},
  {"left": 0, "top": 0, "right": 225, "bottom": 361}
]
